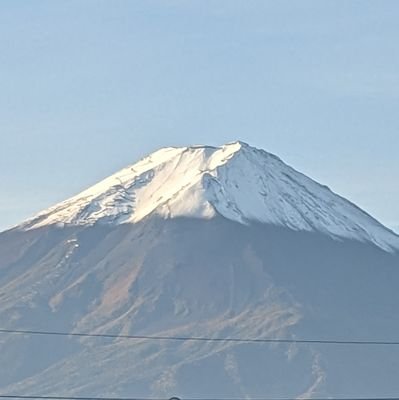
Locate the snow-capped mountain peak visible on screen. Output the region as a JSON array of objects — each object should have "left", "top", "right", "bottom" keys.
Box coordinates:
[{"left": 19, "top": 141, "right": 399, "bottom": 252}]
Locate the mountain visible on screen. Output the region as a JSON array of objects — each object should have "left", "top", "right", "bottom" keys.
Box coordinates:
[{"left": 1, "top": 141, "right": 399, "bottom": 399}]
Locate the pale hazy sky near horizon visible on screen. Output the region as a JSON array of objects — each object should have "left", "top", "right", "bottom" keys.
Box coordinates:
[{"left": 1, "top": 0, "right": 398, "bottom": 233}]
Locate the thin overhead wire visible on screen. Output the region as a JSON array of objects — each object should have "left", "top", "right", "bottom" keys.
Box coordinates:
[
  {"left": 0, "top": 397, "right": 154, "bottom": 400},
  {"left": 1, "top": 395, "right": 399, "bottom": 400},
  {"left": 1, "top": 328, "right": 399, "bottom": 346}
]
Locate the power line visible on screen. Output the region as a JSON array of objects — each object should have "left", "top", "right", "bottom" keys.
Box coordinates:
[
  {"left": 1, "top": 395, "right": 399, "bottom": 400},
  {"left": 0, "top": 397, "right": 153, "bottom": 400},
  {"left": 0, "top": 397, "right": 155, "bottom": 400},
  {"left": 1, "top": 328, "right": 399, "bottom": 346}
]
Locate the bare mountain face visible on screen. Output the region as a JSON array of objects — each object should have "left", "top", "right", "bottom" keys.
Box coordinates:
[{"left": 1, "top": 142, "right": 399, "bottom": 399}]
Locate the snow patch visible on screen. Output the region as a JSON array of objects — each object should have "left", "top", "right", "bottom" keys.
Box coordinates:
[{"left": 18, "top": 141, "right": 399, "bottom": 252}]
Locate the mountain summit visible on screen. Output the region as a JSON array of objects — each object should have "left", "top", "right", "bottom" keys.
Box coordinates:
[{"left": 19, "top": 141, "right": 399, "bottom": 252}]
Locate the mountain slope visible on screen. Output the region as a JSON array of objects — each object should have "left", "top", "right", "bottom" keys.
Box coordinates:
[
  {"left": 18, "top": 141, "right": 399, "bottom": 252},
  {"left": 1, "top": 219, "right": 399, "bottom": 398}
]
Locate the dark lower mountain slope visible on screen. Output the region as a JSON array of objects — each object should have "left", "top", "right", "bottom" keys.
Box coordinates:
[{"left": 0, "top": 217, "right": 398, "bottom": 398}]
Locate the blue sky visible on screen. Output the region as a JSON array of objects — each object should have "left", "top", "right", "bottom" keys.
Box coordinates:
[{"left": 1, "top": 0, "right": 398, "bottom": 232}]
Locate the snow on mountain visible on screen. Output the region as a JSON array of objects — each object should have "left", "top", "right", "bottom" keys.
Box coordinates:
[{"left": 18, "top": 141, "right": 399, "bottom": 252}]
